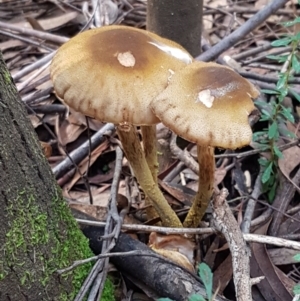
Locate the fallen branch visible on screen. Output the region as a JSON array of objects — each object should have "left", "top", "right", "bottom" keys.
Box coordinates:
[
  {"left": 211, "top": 188, "right": 252, "bottom": 301},
  {"left": 81, "top": 225, "right": 230, "bottom": 301}
]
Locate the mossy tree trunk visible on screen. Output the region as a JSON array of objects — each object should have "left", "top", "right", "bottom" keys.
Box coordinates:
[{"left": 0, "top": 53, "right": 93, "bottom": 300}]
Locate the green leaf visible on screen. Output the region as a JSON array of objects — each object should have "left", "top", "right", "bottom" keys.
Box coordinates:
[
  {"left": 260, "top": 88, "right": 280, "bottom": 95},
  {"left": 271, "top": 37, "right": 292, "bottom": 47},
  {"left": 262, "top": 162, "right": 273, "bottom": 183},
  {"left": 293, "top": 284, "right": 300, "bottom": 295},
  {"left": 279, "top": 105, "right": 295, "bottom": 123},
  {"left": 188, "top": 294, "right": 206, "bottom": 301},
  {"left": 198, "top": 263, "right": 213, "bottom": 301},
  {"left": 282, "top": 17, "right": 300, "bottom": 27},
  {"left": 292, "top": 54, "right": 300, "bottom": 73},
  {"left": 258, "top": 157, "right": 269, "bottom": 167},
  {"left": 255, "top": 100, "right": 269, "bottom": 108},
  {"left": 290, "top": 89, "right": 300, "bottom": 102},
  {"left": 256, "top": 144, "right": 271, "bottom": 151},
  {"left": 268, "top": 122, "right": 278, "bottom": 139},
  {"left": 158, "top": 298, "right": 174, "bottom": 301},
  {"left": 276, "top": 73, "right": 288, "bottom": 90},
  {"left": 268, "top": 179, "right": 277, "bottom": 202},
  {"left": 273, "top": 145, "right": 283, "bottom": 159},
  {"left": 280, "top": 128, "right": 297, "bottom": 139},
  {"left": 267, "top": 54, "right": 289, "bottom": 62},
  {"left": 294, "top": 254, "right": 300, "bottom": 262},
  {"left": 261, "top": 109, "right": 272, "bottom": 118}
]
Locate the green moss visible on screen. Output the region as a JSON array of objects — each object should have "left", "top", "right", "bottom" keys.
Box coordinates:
[
  {"left": 3, "top": 70, "right": 11, "bottom": 84},
  {"left": 102, "top": 278, "right": 115, "bottom": 301},
  {"left": 3, "top": 188, "right": 115, "bottom": 301}
]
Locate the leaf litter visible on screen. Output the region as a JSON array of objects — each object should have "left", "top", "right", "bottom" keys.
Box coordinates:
[{"left": 2, "top": 0, "right": 300, "bottom": 300}]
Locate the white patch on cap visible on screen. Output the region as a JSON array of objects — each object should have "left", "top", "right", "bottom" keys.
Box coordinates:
[
  {"left": 167, "top": 69, "right": 175, "bottom": 83},
  {"left": 117, "top": 52, "right": 135, "bottom": 67},
  {"left": 148, "top": 41, "right": 192, "bottom": 64},
  {"left": 196, "top": 89, "right": 215, "bottom": 108}
]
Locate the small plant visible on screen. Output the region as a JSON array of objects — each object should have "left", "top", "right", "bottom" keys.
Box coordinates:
[
  {"left": 293, "top": 254, "right": 300, "bottom": 297},
  {"left": 253, "top": 11, "right": 300, "bottom": 201},
  {"left": 157, "top": 262, "right": 214, "bottom": 301}
]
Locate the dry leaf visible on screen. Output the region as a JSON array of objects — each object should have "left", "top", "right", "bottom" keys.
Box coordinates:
[
  {"left": 278, "top": 146, "right": 300, "bottom": 190},
  {"left": 40, "top": 141, "right": 52, "bottom": 158},
  {"left": 148, "top": 232, "right": 195, "bottom": 264},
  {"left": 250, "top": 221, "right": 294, "bottom": 301}
]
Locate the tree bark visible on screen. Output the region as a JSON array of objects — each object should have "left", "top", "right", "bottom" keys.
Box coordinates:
[
  {"left": 0, "top": 53, "right": 94, "bottom": 300},
  {"left": 147, "top": 0, "right": 203, "bottom": 57}
]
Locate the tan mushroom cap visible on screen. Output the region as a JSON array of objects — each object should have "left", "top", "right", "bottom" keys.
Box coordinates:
[
  {"left": 151, "top": 62, "right": 260, "bottom": 149},
  {"left": 50, "top": 25, "right": 193, "bottom": 126}
]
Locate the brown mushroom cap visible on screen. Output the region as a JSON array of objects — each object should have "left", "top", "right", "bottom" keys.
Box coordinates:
[
  {"left": 50, "top": 25, "right": 193, "bottom": 126},
  {"left": 150, "top": 61, "right": 260, "bottom": 149}
]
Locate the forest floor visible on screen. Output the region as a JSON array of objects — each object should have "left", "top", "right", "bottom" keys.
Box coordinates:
[{"left": 1, "top": 0, "right": 300, "bottom": 300}]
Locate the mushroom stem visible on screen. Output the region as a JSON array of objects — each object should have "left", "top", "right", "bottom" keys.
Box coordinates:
[
  {"left": 141, "top": 125, "right": 160, "bottom": 222},
  {"left": 141, "top": 125, "right": 159, "bottom": 181},
  {"left": 183, "top": 145, "right": 215, "bottom": 228},
  {"left": 117, "top": 125, "right": 182, "bottom": 228}
]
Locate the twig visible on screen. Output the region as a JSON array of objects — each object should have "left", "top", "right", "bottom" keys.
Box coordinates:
[
  {"left": 76, "top": 219, "right": 300, "bottom": 250},
  {"left": 239, "top": 70, "right": 300, "bottom": 84},
  {"left": 196, "top": 0, "right": 288, "bottom": 62},
  {"left": 204, "top": 6, "right": 298, "bottom": 16},
  {"left": 244, "top": 234, "right": 300, "bottom": 250},
  {"left": 52, "top": 123, "right": 115, "bottom": 179},
  {"left": 215, "top": 140, "right": 300, "bottom": 159},
  {"left": 13, "top": 52, "right": 55, "bottom": 82},
  {"left": 231, "top": 42, "right": 273, "bottom": 61},
  {"left": 74, "top": 146, "right": 123, "bottom": 301},
  {"left": 169, "top": 133, "right": 199, "bottom": 174},
  {"left": 0, "top": 21, "right": 68, "bottom": 44},
  {"left": 241, "top": 170, "right": 263, "bottom": 233},
  {"left": 89, "top": 146, "right": 124, "bottom": 301},
  {"left": 0, "top": 29, "right": 54, "bottom": 51},
  {"left": 58, "top": 250, "right": 172, "bottom": 274},
  {"left": 76, "top": 218, "right": 216, "bottom": 234},
  {"left": 211, "top": 188, "right": 252, "bottom": 301},
  {"left": 250, "top": 207, "right": 273, "bottom": 227},
  {"left": 163, "top": 161, "right": 186, "bottom": 182},
  {"left": 242, "top": 46, "right": 292, "bottom": 65}
]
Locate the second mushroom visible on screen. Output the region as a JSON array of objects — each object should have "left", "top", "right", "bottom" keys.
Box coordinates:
[{"left": 150, "top": 61, "right": 259, "bottom": 228}]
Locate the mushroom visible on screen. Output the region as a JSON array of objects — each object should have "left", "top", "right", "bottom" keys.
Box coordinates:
[
  {"left": 50, "top": 25, "right": 193, "bottom": 227},
  {"left": 150, "top": 61, "right": 260, "bottom": 228}
]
